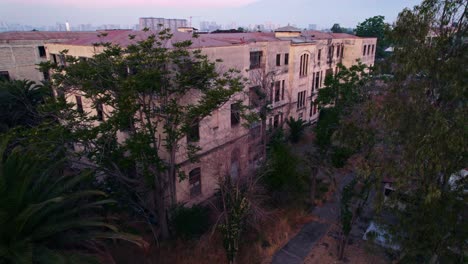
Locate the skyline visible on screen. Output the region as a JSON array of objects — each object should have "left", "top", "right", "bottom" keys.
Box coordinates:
[{"left": 1, "top": 0, "right": 421, "bottom": 30}]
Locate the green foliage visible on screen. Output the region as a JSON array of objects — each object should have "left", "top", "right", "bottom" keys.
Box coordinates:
[
  {"left": 44, "top": 30, "right": 246, "bottom": 238},
  {"left": 355, "top": 15, "right": 391, "bottom": 58},
  {"left": 262, "top": 141, "right": 307, "bottom": 202},
  {"left": 0, "top": 140, "right": 146, "bottom": 264},
  {"left": 170, "top": 204, "right": 211, "bottom": 239},
  {"left": 331, "top": 23, "right": 344, "bottom": 33},
  {"left": 0, "top": 80, "right": 51, "bottom": 133},
  {"left": 286, "top": 117, "right": 306, "bottom": 143},
  {"left": 330, "top": 147, "right": 353, "bottom": 168},
  {"left": 315, "top": 107, "right": 340, "bottom": 150}
]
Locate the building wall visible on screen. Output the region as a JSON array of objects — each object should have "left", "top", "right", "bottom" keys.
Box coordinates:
[
  {"left": 44, "top": 33, "right": 376, "bottom": 205},
  {"left": 0, "top": 40, "right": 49, "bottom": 82}
]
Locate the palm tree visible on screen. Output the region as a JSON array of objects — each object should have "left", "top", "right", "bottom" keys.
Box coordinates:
[
  {"left": 0, "top": 141, "right": 146, "bottom": 263},
  {"left": 0, "top": 80, "right": 51, "bottom": 133}
]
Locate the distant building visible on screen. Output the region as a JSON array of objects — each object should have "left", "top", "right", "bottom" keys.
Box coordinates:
[
  {"left": 308, "top": 24, "right": 317, "bottom": 30},
  {"left": 139, "top": 17, "right": 187, "bottom": 32},
  {"left": 199, "top": 21, "right": 221, "bottom": 32}
]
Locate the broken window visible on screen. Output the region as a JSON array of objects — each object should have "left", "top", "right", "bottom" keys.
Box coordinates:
[
  {"left": 38, "top": 46, "right": 46, "bottom": 58},
  {"left": 276, "top": 54, "right": 281, "bottom": 66},
  {"left": 189, "top": 168, "right": 202, "bottom": 198},
  {"left": 187, "top": 120, "right": 200, "bottom": 143},
  {"left": 284, "top": 53, "right": 289, "bottom": 65},
  {"left": 231, "top": 103, "right": 241, "bottom": 126},
  {"left": 249, "top": 51, "right": 262, "bottom": 69}
]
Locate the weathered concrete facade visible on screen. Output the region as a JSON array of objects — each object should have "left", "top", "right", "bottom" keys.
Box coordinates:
[
  {"left": 44, "top": 28, "right": 376, "bottom": 204},
  {"left": 0, "top": 32, "right": 96, "bottom": 82}
]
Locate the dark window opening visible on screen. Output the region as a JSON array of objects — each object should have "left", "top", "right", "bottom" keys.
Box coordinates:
[
  {"left": 96, "top": 103, "right": 104, "bottom": 121},
  {"left": 276, "top": 54, "right": 281, "bottom": 66},
  {"left": 75, "top": 95, "right": 83, "bottom": 113},
  {"left": 38, "top": 46, "right": 46, "bottom": 58},
  {"left": 284, "top": 53, "right": 289, "bottom": 65},
  {"left": 317, "top": 49, "right": 321, "bottom": 61},
  {"left": 0, "top": 71, "right": 10, "bottom": 81},
  {"left": 231, "top": 103, "right": 241, "bottom": 126},
  {"left": 297, "top": 91, "right": 306, "bottom": 109},
  {"left": 336, "top": 45, "right": 340, "bottom": 58},
  {"left": 281, "top": 80, "right": 285, "bottom": 100},
  {"left": 341, "top": 45, "right": 344, "bottom": 58},
  {"left": 250, "top": 51, "right": 262, "bottom": 69},
  {"left": 299, "top": 53, "right": 309, "bottom": 77},
  {"left": 42, "top": 70, "right": 50, "bottom": 81},
  {"left": 363, "top": 45, "right": 367, "bottom": 56},
  {"left": 51, "top": 54, "right": 57, "bottom": 64},
  {"left": 187, "top": 120, "right": 200, "bottom": 142},
  {"left": 189, "top": 168, "right": 202, "bottom": 198},
  {"left": 274, "top": 81, "right": 281, "bottom": 102},
  {"left": 273, "top": 114, "right": 279, "bottom": 128}
]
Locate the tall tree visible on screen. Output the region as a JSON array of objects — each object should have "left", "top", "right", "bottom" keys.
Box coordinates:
[
  {"left": 355, "top": 15, "right": 391, "bottom": 58},
  {"left": 335, "top": 0, "right": 467, "bottom": 262},
  {"left": 45, "top": 30, "right": 246, "bottom": 239},
  {"left": 331, "top": 23, "right": 344, "bottom": 33}
]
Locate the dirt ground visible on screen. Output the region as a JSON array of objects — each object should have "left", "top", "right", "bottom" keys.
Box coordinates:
[{"left": 303, "top": 224, "right": 391, "bottom": 264}]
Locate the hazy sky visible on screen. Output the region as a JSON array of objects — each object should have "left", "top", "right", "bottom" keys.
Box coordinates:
[{"left": 1, "top": 0, "right": 422, "bottom": 29}]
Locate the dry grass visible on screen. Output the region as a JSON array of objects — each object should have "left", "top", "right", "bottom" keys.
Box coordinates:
[{"left": 109, "top": 206, "right": 314, "bottom": 264}]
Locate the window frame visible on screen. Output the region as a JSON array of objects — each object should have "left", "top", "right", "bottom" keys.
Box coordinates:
[
  {"left": 249, "top": 51, "right": 263, "bottom": 69},
  {"left": 189, "top": 168, "right": 202, "bottom": 198}
]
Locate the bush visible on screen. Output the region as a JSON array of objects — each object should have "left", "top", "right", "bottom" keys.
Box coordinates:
[
  {"left": 170, "top": 204, "right": 211, "bottom": 239},
  {"left": 262, "top": 141, "right": 307, "bottom": 203},
  {"left": 315, "top": 108, "right": 340, "bottom": 150},
  {"left": 331, "top": 147, "right": 353, "bottom": 168},
  {"left": 286, "top": 117, "right": 307, "bottom": 143}
]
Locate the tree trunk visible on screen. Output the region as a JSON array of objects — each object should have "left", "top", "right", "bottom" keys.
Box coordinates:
[{"left": 155, "top": 189, "right": 170, "bottom": 239}]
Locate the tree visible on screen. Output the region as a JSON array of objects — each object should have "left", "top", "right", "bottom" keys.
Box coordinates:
[
  {"left": 331, "top": 23, "right": 344, "bottom": 33},
  {"left": 335, "top": 0, "right": 467, "bottom": 262},
  {"left": 45, "top": 30, "right": 246, "bottom": 239},
  {"left": 0, "top": 140, "right": 146, "bottom": 263},
  {"left": 355, "top": 15, "right": 391, "bottom": 58}
]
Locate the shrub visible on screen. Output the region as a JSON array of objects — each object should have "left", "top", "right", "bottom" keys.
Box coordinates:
[
  {"left": 170, "top": 204, "right": 211, "bottom": 239},
  {"left": 286, "top": 117, "right": 307, "bottom": 143},
  {"left": 331, "top": 147, "right": 353, "bottom": 168},
  {"left": 315, "top": 108, "right": 340, "bottom": 150}
]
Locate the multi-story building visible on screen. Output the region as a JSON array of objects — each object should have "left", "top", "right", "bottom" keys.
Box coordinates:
[
  {"left": 0, "top": 31, "right": 97, "bottom": 82},
  {"left": 43, "top": 27, "right": 376, "bottom": 204},
  {"left": 139, "top": 17, "right": 187, "bottom": 32}
]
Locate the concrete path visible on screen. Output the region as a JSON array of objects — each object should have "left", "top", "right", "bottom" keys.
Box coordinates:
[{"left": 271, "top": 174, "right": 354, "bottom": 264}]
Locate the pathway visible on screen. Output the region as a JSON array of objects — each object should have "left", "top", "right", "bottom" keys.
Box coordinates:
[{"left": 271, "top": 173, "right": 354, "bottom": 264}]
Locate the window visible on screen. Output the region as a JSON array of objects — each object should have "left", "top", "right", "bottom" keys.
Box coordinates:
[
  {"left": 313, "top": 71, "right": 320, "bottom": 90},
  {"left": 274, "top": 114, "right": 279, "bottom": 128},
  {"left": 75, "top": 95, "right": 83, "bottom": 113},
  {"left": 51, "top": 54, "right": 57, "bottom": 64},
  {"left": 319, "top": 71, "right": 323, "bottom": 88},
  {"left": 96, "top": 103, "right": 104, "bottom": 121},
  {"left": 317, "top": 49, "right": 322, "bottom": 61},
  {"left": 336, "top": 45, "right": 340, "bottom": 58},
  {"left": 187, "top": 120, "right": 200, "bottom": 142},
  {"left": 284, "top": 53, "right": 289, "bottom": 65},
  {"left": 371, "top": 44, "right": 375, "bottom": 54},
  {"left": 274, "top": 81, "right": 281, "bottom": 102},
  {"left": 42, "top": 70, "right": 50, "bottom": 81},
  {"left": 297, "top": 91, "right": 306, "bottom": 109},
  {"left": 0, "top": 71, "right": 10, "bottom": 81},
  {"left": 299, "top": 53, "right": 309, "bottom": 77},
  {"left": 281, "top": 80, "right": 285, "bottom": 100},
  {"left": 38, "top": 46, "right": 46, "bottom": 58},
  {"left": 367, "top": 45, "right": 371, "bottom": 55},
  {"left": 363, "top": 45, "right": 367, "bottom": 56},
  {"left": 249, "top": 51, "right": 262, "bottom": 69},
  {"left": 276, "top": 54, "right": 281, "bottom": 66},
  {"left": 231, "top": 103, "right": 240, "bottom": 126},
  {"left": 328, "top": 46, "right": 334, "bottom": 59},
  {"left": 326, "top": 68, "right": 333, "bottom": 77},
  {"left": 341, "top": 45, "right": 344, "bottom": 58},
  {"left": 313, "top": 101, "right": 318, "bottom": 115},
  {"left": 189, "top": 168, "right": 201, "bottom": 198},
  {"left": 59, "top": 54, "right": 66, "bottom": 66},
  {"left": 249, "top": 86, "right": 261, "bottom": 108}
]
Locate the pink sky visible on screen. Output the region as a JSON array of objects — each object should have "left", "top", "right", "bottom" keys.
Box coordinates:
[{"left": 6, "top": 0, "right": 260, "bottom": 8}]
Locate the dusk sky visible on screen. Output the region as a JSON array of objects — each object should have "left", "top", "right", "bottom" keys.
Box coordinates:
[{"left": 1, "top": 0, "right": 421, "bottom": 29}]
